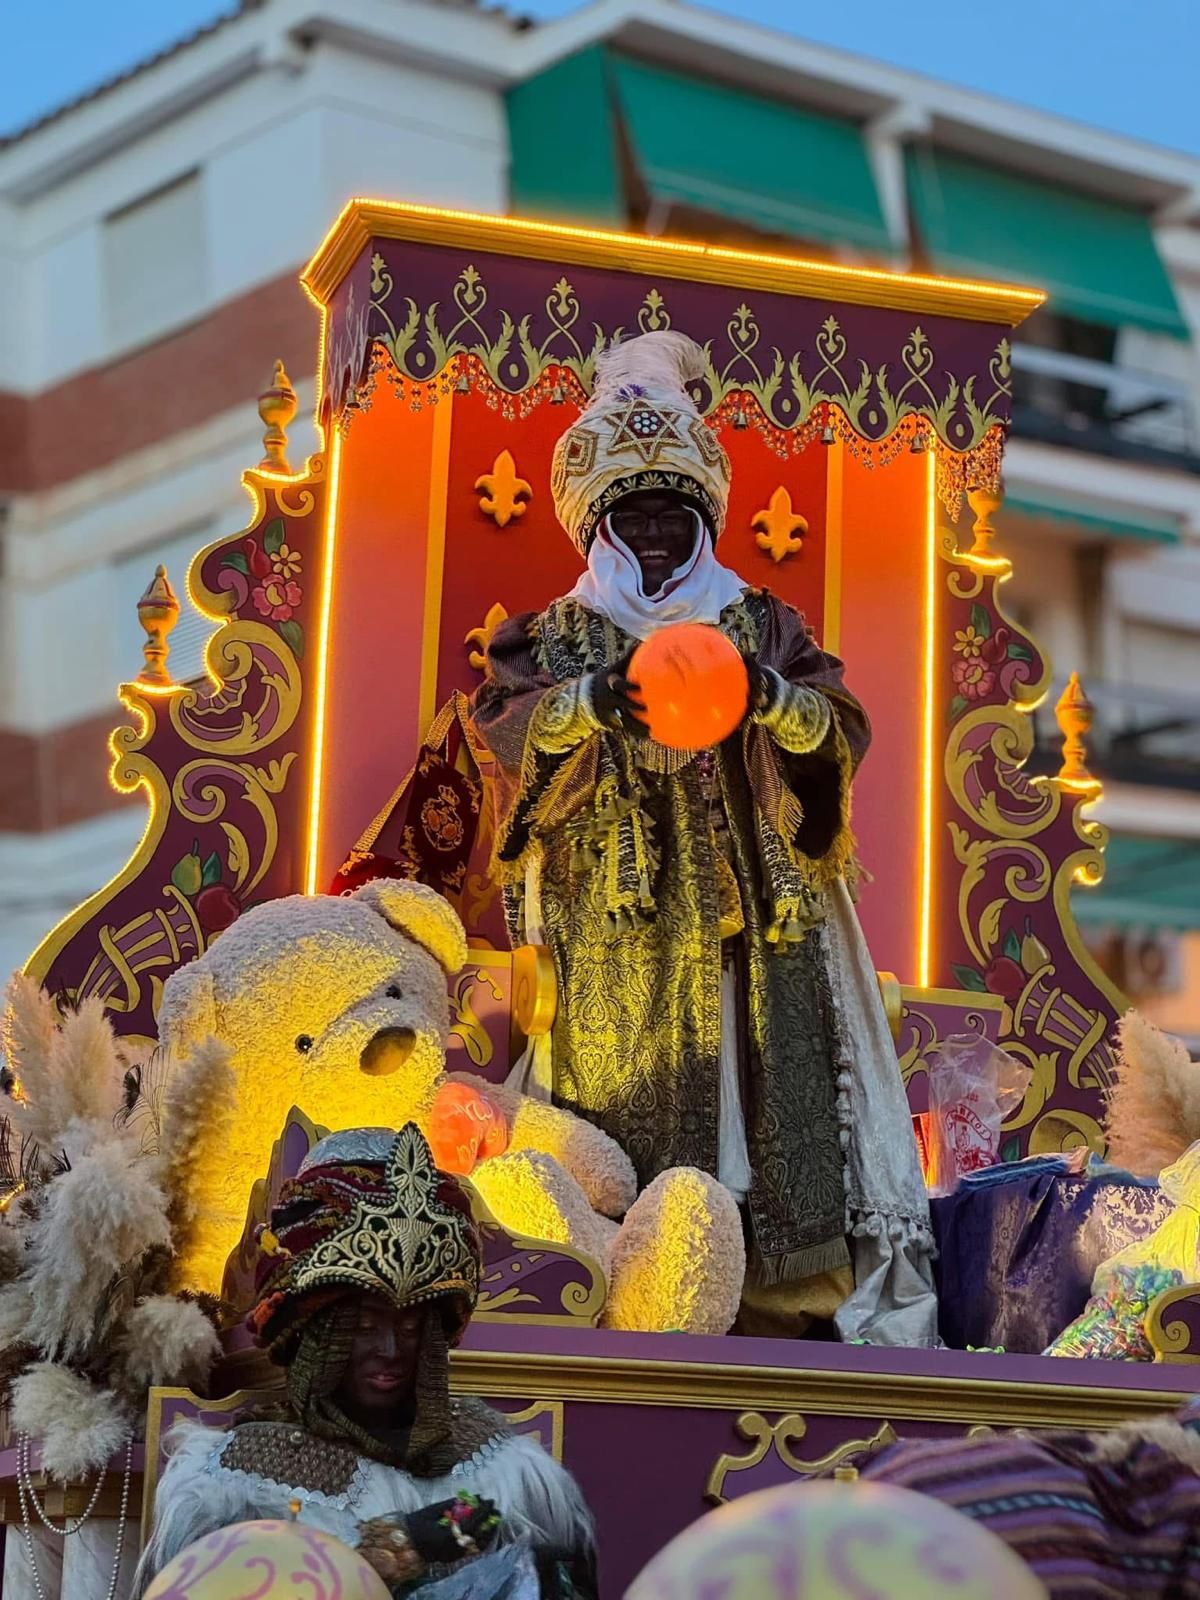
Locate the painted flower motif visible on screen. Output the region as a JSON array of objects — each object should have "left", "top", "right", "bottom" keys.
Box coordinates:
[
  {"left": 954, "top": 625, "right": 985, "bottom": 658},
  {"left": 253, "top": 575, "right": 302, "bottom": 622},
  {"left": 271, "top": 543, "right": 302, "bottom": 579},
  {"left": 952, "top": 656, "right": 996, "bottom": 700}
]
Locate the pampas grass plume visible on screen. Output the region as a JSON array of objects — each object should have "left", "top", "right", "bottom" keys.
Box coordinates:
[
  {"left": 2, "top": 983, "right": 125, "bottom": 1153},
  {"left": 118, "top": 1295, "right": 220, "bottom": 1393},
  {"left": 1106, "top": 1011, "right": 1200, "bottom": 1176},
  {"left": 160, "top": 1036, "right": 236, "bottom": 1228},
  {"left": 51, "top": 997, "right": 123, "bottom": 1134},
  {"left": 11, "top": 1363, "right": 127, "bottom": 1482},
  {"left": 0, "top": 1284, "right": 32, "bottom": 1348},
  {"left": 1, "top": 973, "right": 56, "bottom": 1104},
  {"left": 24, "top": 1140, "right": 172, "bottom": 1360}
]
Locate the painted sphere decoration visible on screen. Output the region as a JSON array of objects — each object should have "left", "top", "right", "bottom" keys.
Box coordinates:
[
  {"left": 625, "top": 1481, "right": 1048, "bottom": 1600},
  {"left": 628, "top": 623, "right": 749, "bottom": 750},
  {"left": 144, "top": 1519, "right": 391, "bottom": 1600}
]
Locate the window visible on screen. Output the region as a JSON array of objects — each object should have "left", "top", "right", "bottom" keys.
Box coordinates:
[
  {"left": 117, "top": 523, "right": 218, "bottom": 686},
  {"left": 103, "top": 172, "right": 207, "bottom": 351}
]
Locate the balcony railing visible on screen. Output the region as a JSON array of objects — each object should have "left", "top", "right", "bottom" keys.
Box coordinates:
[
  {"left": 1011, "top": 344, "right": 1200, "bottom": 469},
  {"left": 1029, "top": 678, "right": 1200, "bottom": 790}
]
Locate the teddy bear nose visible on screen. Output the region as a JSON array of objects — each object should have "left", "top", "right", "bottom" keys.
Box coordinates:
[{"left": 360, "top": 1026, "right": 417, "bottom": 1077}]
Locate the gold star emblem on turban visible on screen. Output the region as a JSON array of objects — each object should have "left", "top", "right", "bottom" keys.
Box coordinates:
[{"left": 609, "top": 397, "right": 687, "bottom": 464}]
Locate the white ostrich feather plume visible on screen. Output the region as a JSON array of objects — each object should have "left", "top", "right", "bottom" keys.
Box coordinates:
[{"left": 591, "top": 330, "right": 707, "bottom": 405}]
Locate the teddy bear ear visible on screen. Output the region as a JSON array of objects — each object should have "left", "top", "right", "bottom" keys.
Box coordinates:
[
  {"left": 352, "top": 879, "right": 468, "bottom": 978},
  {"left": 157, "top": 956, "right": 217, "bottom": 1052}
]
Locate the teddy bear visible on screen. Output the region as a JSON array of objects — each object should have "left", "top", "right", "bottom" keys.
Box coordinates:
[{"left": 156, "top": 877, "right": 745, "bottom": 1333}]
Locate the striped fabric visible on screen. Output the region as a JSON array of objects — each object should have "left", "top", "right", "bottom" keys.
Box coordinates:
[{"left": 863, "top": 1402, "right": 1200, "bottom": 1596}]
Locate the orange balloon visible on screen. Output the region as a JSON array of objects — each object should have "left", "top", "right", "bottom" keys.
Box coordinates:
[{"left": 629, "top": 623, "right": 749, "bottom": 750}]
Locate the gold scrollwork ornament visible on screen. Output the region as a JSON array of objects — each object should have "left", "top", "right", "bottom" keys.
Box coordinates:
[{"left": 704, "top": 1412, "right": 897, "bottom": 1504}]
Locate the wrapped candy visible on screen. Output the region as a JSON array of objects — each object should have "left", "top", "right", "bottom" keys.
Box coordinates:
[{"left": 1046, "top": 1140, "right": 1200, "bottom": 1358}]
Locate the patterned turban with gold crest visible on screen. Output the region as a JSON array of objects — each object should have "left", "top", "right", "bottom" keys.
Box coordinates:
[
  {"left": 550, "top": 329, "right": 731, "bottom": 555},
  {"left": 249, "top": 1124, "right": 481, "bottom": 1363}
]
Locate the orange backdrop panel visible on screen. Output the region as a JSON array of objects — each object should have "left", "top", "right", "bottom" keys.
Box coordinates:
[
  {"left": 435, "top": 395, "right": 831, "bottom": 699},
  {"left": 838, "top": 449, "right": 926, "bottom": 978},
  {"left": 317, "top": 397, "right": 437, "bottom": 887},
  {"left": 321, "top": 384, "right": 927, "bottom": 985}
]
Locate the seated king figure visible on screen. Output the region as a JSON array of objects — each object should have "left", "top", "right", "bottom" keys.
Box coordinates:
[
  {"left": 470, "top": 330, "right": 935, "bottom": 1344},
  {"left": 137, "top": 1125, "right": 596, "bottom": 1597}
]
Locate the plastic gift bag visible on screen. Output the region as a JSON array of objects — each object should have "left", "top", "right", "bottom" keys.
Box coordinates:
[
  {"left": 925, "top": 1033, "right": 1032, "bottom": 1196},
  {"left": 420, "top": 1543, "right": 542, "bottom": 1599}
]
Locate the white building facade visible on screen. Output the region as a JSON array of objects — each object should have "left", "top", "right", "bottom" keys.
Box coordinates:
[{"left": 3, "top": 0, "right": 1200, "bottom": 1028}]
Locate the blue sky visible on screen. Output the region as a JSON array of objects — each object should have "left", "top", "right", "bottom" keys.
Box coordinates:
[{"left": 3, "top": 0, "right": 1197, "bottom": 156}]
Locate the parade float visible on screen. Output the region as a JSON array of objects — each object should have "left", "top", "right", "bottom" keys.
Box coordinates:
[{"left": 7, "top": 201, "right": 1200, "bottom": 1597}]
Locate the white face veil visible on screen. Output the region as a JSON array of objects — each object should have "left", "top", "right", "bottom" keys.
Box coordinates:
[{"left": 565, "top": 509, "right": 745, "bottom": 640}]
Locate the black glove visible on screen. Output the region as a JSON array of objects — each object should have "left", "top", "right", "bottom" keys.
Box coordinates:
[
  {"left": 590, "top": 650, "right": 650, "bottom": 739},
  {"left": 403, "top": 1493, "right": 501, "bottom": 1564}
]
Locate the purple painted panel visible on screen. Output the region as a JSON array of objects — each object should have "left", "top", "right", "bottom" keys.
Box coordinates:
[
  {"left": 320, "top": 235, "right": 1013, "bottom": 465},
  {"left": 459, "top": 1319, "right": 1198, "bottom": 1392},
  {"left": 1150, "top": 1288, "right": 1200, "bottom": 1360},
  {"left": 25, "top": 466, "right": 327, "bottom": 1037},
  {"left": 898, "top": 990, "right": 1006, "bottom": 1117},
  {"left": 934, "top": 540, "right": 1122, "bottom": 1157},
  {"left": 458, "top": 1321, "right": 1197, "bottom": 1598},
  {"left": 447, "top": 958, "right": 514, "bottom": 1084},
  {"left": 476, "top": 1215, "right": 603, "bottom": 1324}
]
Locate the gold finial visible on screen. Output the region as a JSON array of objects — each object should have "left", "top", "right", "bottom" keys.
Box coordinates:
[
  {"left": 1056, "top": 672, "right": 1102, "bottom": 795},
  {"left": 258, "top": 359, "right": 297, "bottom": 474},
  {"left": 833, "top": 1466, "right": 860, "bottom": 1482},
  {"left": 966, "top": 482, "right": 1004, "bottom": 564},
  {"left": 137, "top": 565, "right": 179, "bottom": 686}
]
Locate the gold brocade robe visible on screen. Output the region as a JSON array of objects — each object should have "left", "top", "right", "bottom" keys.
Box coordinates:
[{"left": 469, "top": 588, "right": 871, "bottom": 1279}]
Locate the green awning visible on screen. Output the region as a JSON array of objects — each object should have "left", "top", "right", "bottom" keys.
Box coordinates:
[
  {"left": 611, "top": 56, "right": 891, "bottom": 252},
  {"left": 1006, "top": 492, "right": 1181, "bottom": 545},
  {"left": 506, "top": 48, "right": 891, "bottom": 253},
  {"left": 906, "top": 148, "right": 1188, "bottom": 337},
  {"left": 1073, "top": 835, "right": 1200, "bottom": 930},
  {"left": 507, "top": 47, "right": 625, "bottom": 225}
]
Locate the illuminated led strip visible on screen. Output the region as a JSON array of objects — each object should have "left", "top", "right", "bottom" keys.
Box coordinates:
[
  {"left": 304, "top": 429, "right": 344, "bottom": 896},
  {"left": 303, "top": 200, "right": 1045, "bottom": 326},
  {"left": 918, "top": 447, "right": 938, "bottom": 988}
]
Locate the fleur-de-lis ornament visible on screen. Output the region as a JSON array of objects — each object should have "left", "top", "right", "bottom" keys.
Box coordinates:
[
  {"left": 465, "top": 602, "right": 510, "bottom": 672},
  {"left": 474, "top": 451, "right": 532, "bottom": 529},
  {"left": 752, "top": 487, "right": 807, "bottom": 563}
]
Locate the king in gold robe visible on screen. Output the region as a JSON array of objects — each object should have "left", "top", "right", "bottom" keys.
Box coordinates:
[{"left": 470, "top": 332, "right": 936, "bottom": 1344}]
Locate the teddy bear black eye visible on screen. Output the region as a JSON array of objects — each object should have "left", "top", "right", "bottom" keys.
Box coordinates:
[
  {"left": 386, "top": 985, "right": 403, "bottom": 1000},
  {"left": 295, "top": 1034, "right": 314, "bottom": 1054}
]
